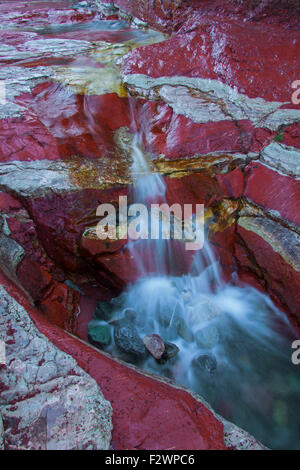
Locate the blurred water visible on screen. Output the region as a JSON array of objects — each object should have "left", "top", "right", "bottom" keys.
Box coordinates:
[
  {"left": 96, "top": 129, "right": 300, "bottom": 450},
  {"left": 100, "top": 272, "right": 300, "bottom": 450},
  {"left": 35, "top": 9, "right": 300, "bottom": 450}
]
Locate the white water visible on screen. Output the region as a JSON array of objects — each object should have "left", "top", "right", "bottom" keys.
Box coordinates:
[{"left": 101, "top": 127, "right": 300, "bottom": 450}]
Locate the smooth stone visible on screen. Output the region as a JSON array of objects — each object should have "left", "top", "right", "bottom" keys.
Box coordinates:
[
  {"left": 195, "top": 325, "right": 219, "bottom": 349},
  {"left": 187, "top": 297, "right": 222, "bottom": 327},
  {"left": 160, "top": 304, "right": 193, "bottom": 343},
  {"left": 114, "top": 319, "right": 147, "bottom": 360},
  {"left": 192, "top": 353, "right": 217, "bottom": 376},
  {"left": 143, "top": 334, "right": 165, "bottom": 360},
  {"left": 158, "top": 341, "right": 180, "bottom": 364},
  {"left": 94, "top": 301, "right": 115, "bottom": 321},
  {"left": 88, "top": 321, "right": 111, "bottom": 347},
  {"left": 124, "top": 308, "right": 137, "bottom": 321}
]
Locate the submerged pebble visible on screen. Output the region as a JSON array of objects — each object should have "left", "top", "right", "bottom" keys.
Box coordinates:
[
  {"left": 143, "top": 334, "right": 165, "bottom": 360},
  {"left": 114, "top": 318, "right": 147, "bottom": 361},
  {"left": 124, "top": 308, "right": 137, "bottom": 321},
  {"left": 159, "top": 341, "right": 180, "bottom": 364},
  {"left": 195, "top": 324, "right": 219, "bottom": 349},
  {"left": 88, "top": 321, "right": 111, "bottom": 347},
  {"left": 192, "top": 353, "right": 217, "bottom": 376}
]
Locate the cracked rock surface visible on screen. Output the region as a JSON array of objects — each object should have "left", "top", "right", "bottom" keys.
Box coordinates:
[{"left": 0, "top": 285, "right": 113, "bottom": 450}]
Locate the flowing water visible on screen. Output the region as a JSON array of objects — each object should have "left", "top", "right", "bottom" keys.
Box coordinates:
[
  {"left": 92, "top": 129, "right": 300, "bottom": 450},
  {"left": 9, "top": 1, "right": 300, "bottom": 449}
]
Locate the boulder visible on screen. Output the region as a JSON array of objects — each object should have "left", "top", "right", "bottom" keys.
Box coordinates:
[{"left": 124, "top": 308, "right": 137, "bottom": 321}]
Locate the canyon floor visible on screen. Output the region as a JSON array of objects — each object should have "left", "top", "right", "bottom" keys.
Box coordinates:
[{"left": 0, "top": 0, "right": 300, "bottom": 450}]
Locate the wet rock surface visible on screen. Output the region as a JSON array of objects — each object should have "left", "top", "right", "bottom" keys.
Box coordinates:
[
  {"left": 159, "top": 341, "right": 179, "bottom": 363},
  {"left": 0, "top": 0, "right": 299, "bottom": 451},
  {"left": 113, "top": 318, "right": 147, "bottom": 360},
  {"left": 192, "top": 354, "right": 218, "bottom": 376},
  {"left": 2, "top": 269, "right": 267, "bottom": 450},
  {"left": 88, "top": 320, "right": 112, "bottom": 347},
  {"left": 195, "top": 325, "right": 219, "bottom": 349},
  {"left": 143, "top": 334, "right": 165, "bottom": 360}
]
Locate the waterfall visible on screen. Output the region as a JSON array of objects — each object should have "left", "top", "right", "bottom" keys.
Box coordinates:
[{"left": 93, "top": 101, "right": 300, "bottom": 450}]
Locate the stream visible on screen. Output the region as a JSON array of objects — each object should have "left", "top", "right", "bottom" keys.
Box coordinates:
[
  {"left": 3, "top": 0, "right": 300, "bottom": 451},
  {"left": 90, "top": 129, "right": 300, "bottom": 450}
]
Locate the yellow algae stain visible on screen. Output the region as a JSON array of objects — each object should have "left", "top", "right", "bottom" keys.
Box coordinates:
[
  {"left": 52, "top": 31, "right": 167, "bottom": 98},
  {"left": 91, "top": 41, "right": 131, "bottom": 65},
  {"left": 153, "top": 154, "right": 236, "bottom": 179},
  {"left": 52, "top": 65, "right": 127, "bottom": 97},
  {"left": 209, "top": 199, "right": 239, "bottom": 233},
  {"left": 68, "top": 154, "right": 132, "bottom": 190}
]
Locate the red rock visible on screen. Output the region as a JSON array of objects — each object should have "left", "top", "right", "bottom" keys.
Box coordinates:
[
  {"left": 96, "top": 239, "right": 194, "bottom": 289},
  {"left": 0, "top": 2, "right": 96, "bottom": 30},
  {"left": 123, "top": 14, "right": 300, "bottom": 102},
  {"left": 143, "top": 334, "right": 165, "bottom": 359},
  {"left": 209, "top": 224, "right": 236, "bottom": 283},
  {"left": 17, "top": 256, "right": 52, "bottom": 301},
  {"left": 77, "top": 295, "right": 99, "bottom": 343},
  {"left": 80, "top": 232, "right": 127, "bottom": 257},
  {"left": 236, "top": 224, "right": 300, "bottom": 327},
  {"left": 0, "top": 192, "right": 22, "bottom": 211},
  {"left": 244, "top": 162, "right": 300, "bottom": 227},
  {"left": 133, "top": 100, "right": 274, "bottom": 159},
  {"left": 0, "top": 198, "right": 80, "bottom": 332},
  {"left": 283, "top": 123, "right": 300, "bottom": 150},
  {"left": 17, "top": 86, "right": 131, "bottom": 160},
  {"left": 112, "top": 0, "right": 188, "bottom": 33},
  {"left": 23, "top": 187, "right": 129, "bottom": 274},
  {"left": 216, "top": 168, "right": 244, "bottom": 199},
  {"left": 38, "top": 281, "right": 80, "bottom": 332},
  {"left": 115, "top": 0, "right": 300, "bottom": 32},
  {"left": 0, "top": 116, "right": 60, "bottom": 162},
  {"left": 165, "top": 173, "right": 222, "bottom": 207},
  {"left": 0, "top": 270, "right": 232, "bottom": 450}
]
